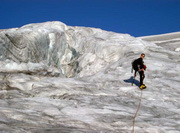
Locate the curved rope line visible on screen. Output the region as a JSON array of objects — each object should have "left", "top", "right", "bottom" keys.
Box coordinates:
[{"left": 132, "top": 90, "right": 143, "bottom": 133}]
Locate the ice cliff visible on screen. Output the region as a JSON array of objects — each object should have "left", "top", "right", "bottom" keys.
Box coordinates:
[
  {"left": 0, "top": 21, "right": 179, "bottom": 133},
  {"left": 0, "top": 21, "right": 149, "bottom": 77}
]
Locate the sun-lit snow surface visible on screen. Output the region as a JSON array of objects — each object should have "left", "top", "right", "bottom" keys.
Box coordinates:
[
  {"left": 139, "top": 32, "right": 180, "bottom": 52},
  {"left": 0, "top": 21, "right": 179, "bottom": 133}
]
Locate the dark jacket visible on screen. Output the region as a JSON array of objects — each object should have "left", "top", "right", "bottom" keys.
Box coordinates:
[{"left": 133, "top": 58, "right": 144, "bottom": 71}]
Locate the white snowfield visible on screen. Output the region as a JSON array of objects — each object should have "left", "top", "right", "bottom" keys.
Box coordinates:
[
  {"left": 139, "top": 32, "right": 180, "bottom": 52},
  {"left": 0, "top": 21, "right": 179, "bottom": 133}
]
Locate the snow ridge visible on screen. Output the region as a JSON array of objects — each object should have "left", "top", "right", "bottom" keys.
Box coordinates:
[{"left": 0, "top": 21, "right": 150, "bottom": 77}]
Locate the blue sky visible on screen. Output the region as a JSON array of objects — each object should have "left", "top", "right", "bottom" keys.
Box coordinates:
[{"left": 0, "top": 0, "right": 179, "bottom": 37}]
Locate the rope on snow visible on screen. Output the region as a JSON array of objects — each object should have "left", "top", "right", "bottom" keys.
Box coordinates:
[{"left": 132, "top": 89, "right": 143, "bottom": 133}]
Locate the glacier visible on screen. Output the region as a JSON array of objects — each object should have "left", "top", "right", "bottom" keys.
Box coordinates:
[{"left": 0, "top": 21, "right": 179, "bottom": 133}]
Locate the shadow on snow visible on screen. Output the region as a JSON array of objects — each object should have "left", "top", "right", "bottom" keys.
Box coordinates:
[{"left": 124, "top": 76, "right": 140, "bottom": 87}]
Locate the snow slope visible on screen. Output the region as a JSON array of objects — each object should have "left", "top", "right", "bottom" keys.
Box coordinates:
[
  {"left": 0, "top": 21, "right": 179, "bottom": 133},
  {"left": 139, "top": 32, "right": 180, "bottom": 52}
]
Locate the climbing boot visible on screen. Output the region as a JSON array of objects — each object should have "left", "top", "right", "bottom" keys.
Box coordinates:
[{"left": 139, "top": 84, "right": 146, "bottom": 90}]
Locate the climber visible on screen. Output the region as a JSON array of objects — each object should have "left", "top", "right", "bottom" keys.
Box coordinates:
[{"left": 132, "top": 53, "right": 146, "bottom": 89}]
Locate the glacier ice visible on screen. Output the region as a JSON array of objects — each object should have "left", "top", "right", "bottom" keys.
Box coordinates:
[
  {"left": 0, "top": 21, "right": 151, "bottom": 78},
  {"left": 0, "top": 21, "right": 179, "bottom": 133}
]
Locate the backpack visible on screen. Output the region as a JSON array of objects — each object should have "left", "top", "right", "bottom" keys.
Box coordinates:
[
  {"left": 132, "top": 59, "right": 138, "bottom": 72},
  {"left": 131, "top": 59, "right": 147, "bottom": 73}
]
